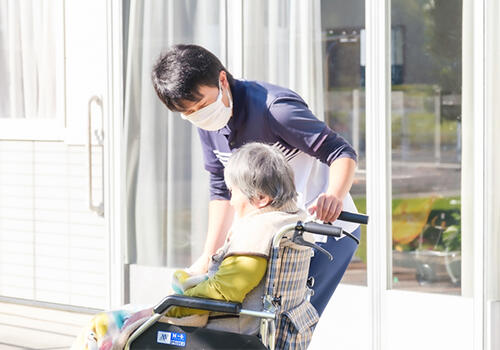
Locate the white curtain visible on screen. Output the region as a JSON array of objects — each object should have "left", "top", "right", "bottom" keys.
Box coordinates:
[
  {"left": 242, "top": 0, "right": 325, "bottom": 120},
  {"left": 124, "top": 0, "right": 324, "bottom": 266},
  {"left": 0, "top": 0, "right": 57, "bottom": 119},
  {"left": 124, "top": 0, "right": 223, "bottom": 267}
]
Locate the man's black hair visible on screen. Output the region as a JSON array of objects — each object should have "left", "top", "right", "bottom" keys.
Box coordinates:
[{"left": 151, "top": 44, "right": 234, "bottom": 112}]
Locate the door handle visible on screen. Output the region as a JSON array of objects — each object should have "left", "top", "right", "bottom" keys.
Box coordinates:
[{"left": 87, "top": 95, "right": 104, "bottom": 217}]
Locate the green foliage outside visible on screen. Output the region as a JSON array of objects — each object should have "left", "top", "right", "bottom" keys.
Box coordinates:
[
  {"left": 352, "top": 195, "right": 461, "bottom": 263},
  {"left": 352, "top": 197, "right": 367, "bottom": 262}
]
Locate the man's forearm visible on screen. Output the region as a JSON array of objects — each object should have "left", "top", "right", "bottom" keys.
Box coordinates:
[
  {"left": 327, "top": 158, "right": 356, "bottom": 200},
  {"left": 203, "top": 200, "right": 234, "bottom": 256}
]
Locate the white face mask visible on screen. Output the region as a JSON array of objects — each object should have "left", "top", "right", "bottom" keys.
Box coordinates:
[{"left": 181, "top": 83, "right": 233, "bottom": 131}]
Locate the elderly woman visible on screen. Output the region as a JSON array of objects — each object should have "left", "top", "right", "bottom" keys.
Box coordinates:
[
  {"left": 73, "top": 142, "right": 307, "bottom": 349},
  {"left": 169, "top": 142, "right": 308, "bottom": 334}
]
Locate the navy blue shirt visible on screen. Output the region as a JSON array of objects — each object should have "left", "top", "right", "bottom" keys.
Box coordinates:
[{"left": 198, "top": 80, "right": 357, "bottom": 201}]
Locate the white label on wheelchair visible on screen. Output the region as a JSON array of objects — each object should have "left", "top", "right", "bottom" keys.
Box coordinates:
[{"left": 157, "top": 331, "right": 186, "bottom": 347}]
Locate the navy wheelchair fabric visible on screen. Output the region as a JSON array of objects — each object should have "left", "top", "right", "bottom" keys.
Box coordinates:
[{"left": 308, "top": 226, "right": 362, "bottom": 316}]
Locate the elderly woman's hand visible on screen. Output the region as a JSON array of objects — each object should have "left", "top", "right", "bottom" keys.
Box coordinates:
[
  {"left": 187, "top": 252, "right": 211, "bottom": 275},
  {"left": 308, "top": 192, "right": 343, "bottom": 223}
]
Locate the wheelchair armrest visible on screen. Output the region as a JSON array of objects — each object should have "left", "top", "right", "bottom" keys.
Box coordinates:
[{"left": 153, "top": 295, "right": 242, "bottom": 315}]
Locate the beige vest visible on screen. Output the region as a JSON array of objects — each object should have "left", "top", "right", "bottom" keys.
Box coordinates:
[
  {"left": 209, "top": 201, "right": 309, "bottom": 273},
  {"left": 206, "top": 200, "right": 309, "bottom": 335}
]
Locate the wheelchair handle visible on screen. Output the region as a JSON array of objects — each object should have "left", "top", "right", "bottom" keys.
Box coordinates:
[
  {"left": 153, "top": 295, "right": 241, "bottom": 315},
  {"left": 300, "top": 221, "right": 343, "bottom": 237},
  {"left": 297, "top": 211, "right": 368, "bottom": 244},
  {"left": 338, "top": 211, "right": 369, "bottom": 225}
]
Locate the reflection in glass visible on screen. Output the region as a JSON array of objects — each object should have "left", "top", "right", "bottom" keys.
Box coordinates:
[
  {"left": 321, "top": 0, "right": 367, "bottom": 285},
  {"left": 391, "top": 0, "right": 462, "bottom": 294}
]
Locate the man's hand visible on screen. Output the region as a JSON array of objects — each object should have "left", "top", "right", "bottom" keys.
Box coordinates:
[
  {"left": 308, "top": 193, "right": 343, "bottom": 223},
  {"left": 308, "top": 158, "right": 356, "bottom": 222},
  {"left": 187, "top": 253, "right": 210, "bottom": 275}
]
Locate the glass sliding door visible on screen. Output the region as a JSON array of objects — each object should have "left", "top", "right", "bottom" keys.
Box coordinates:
[
  {"left": 390, "top": 0, "right": 463, "bottom": 295},
  {"left": 321, "top": 0, "right": 367, "bottom": 286}
]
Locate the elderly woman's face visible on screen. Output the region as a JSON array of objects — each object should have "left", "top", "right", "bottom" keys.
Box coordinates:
[{"left": 229, "top": 186, "right": 253, "bottom": 218}]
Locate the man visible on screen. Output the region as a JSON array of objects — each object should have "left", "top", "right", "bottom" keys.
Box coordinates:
[{"left": 152, "top": 44, "right": 360, "bottom": 316}]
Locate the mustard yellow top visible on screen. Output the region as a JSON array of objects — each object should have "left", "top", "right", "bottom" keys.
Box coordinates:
[{"left": 166, "top": 255, "right": 267, "bottom": 318}]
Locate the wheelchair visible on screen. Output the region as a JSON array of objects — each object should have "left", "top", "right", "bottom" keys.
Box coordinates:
[{"left": 124, "top": 211, "right": 368, "bottom": 350}]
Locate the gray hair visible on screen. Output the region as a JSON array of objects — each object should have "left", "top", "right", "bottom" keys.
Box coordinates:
[{"left": 224, "top": 143, "right": 297, "bottom": 208}]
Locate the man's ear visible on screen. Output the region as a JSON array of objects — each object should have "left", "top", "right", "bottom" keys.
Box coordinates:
[
  {"left": 219, "top": 70, "right": 228, "bottom": 88},
  {"left": 253, "top": 194, "right": 272, "bottom": 209}
]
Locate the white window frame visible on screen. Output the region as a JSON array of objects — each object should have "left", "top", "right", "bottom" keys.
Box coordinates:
[
  {"left": 365, "top": 1, "right": 391, "bottom": 350},
  {"left": 484, "top": 1, "right": 500, "bottom": 350},
  {"left": 106, "top": 0, "right": 125, "bottom": 310},
  {"left": 0, "top": 1, "right": 66, "bottom": 141}
]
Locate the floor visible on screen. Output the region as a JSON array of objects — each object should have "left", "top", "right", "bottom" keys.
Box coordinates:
[
  {"left": 343, "top": 260, "right": 461, "bottom": 295},
  {"left": 0, "top": 302, "right": 93, "bottom": 350}
]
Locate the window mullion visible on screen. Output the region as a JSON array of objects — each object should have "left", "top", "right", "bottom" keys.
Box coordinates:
[{"left": 365, "top": 0, "right": 391, "bottom": 349}]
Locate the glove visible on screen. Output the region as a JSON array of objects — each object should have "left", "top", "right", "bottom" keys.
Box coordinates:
[{"left": 172, "top": 270, "right": 208, "bottom": 294}]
